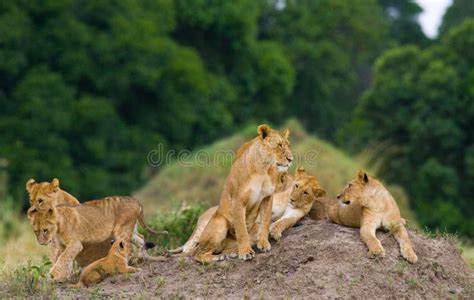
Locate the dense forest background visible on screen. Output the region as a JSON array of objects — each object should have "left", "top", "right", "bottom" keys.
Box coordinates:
[{"left": 0, "top": 0, "right": 473, "bottom": 238}]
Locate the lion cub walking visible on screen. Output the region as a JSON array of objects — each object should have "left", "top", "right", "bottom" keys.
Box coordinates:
[
  {"left": 73, "top": 240, "right": 138, "bottom": 287},
  {"left": 314, "top": 170, "right": 418, "bottom": 263}
]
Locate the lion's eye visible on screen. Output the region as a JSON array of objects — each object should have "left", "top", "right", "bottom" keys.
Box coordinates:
[
  {"left": 43, "top": 229, "right": 48, "bottom": 234},
  {"left": 278, "top": 143, "right": 283, "bottom": 148},
  {"left": 295, "top": 184, "right": 299, "bottom": 188},
  {"left": 303, "top": 191, "right": 309, "bottom": 195}
]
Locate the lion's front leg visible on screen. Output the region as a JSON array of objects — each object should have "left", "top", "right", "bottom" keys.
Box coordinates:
[
  {"left": 50, "top": 240, "right": 83, "bottom": 282},
  {"left": 360, "top": 215, "right": 385, "bottom": 258},
  {"left": 270, "top": 209, "right": 305, "bottom": 241},
  {"left": 233, "top": 197, "right": 254, "bottom": 260},
  {"left": 49, "top": 237, "right": 64, "bottom": 264},
  {"left": 257, "top": 196, "right": 272, "bottom": 252},
  {"left": 392, "top": 222, "right": 418, "bottom": 263}
]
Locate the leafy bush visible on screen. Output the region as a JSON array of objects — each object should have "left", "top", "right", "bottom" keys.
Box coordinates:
[{"left": 143, "top": 203, "right": 206, "bottom": 251}]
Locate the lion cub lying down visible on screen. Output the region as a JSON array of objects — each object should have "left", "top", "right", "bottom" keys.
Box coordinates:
[
  {"left": 312, "top": 170, "right": 418, "bottom": 264},
  {"left": 28, "top": 196, "right": 166, "bottom": 282},
  {"left": 174, "top": 167, "right": 325, "bottom": 255},
  {"left": 73, "top": 240, "right": 138, "bottom": 288}
]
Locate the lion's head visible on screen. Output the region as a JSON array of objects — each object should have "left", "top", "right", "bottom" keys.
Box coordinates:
[
  {"left": 26, "top": 178, "right": 62, "bottom": 207},
  {"left": 27, "top": 203, "right": 58, "bottom": 246},
  {"left": 337, "top": 170, "right": 372, "bottom": 205},
  {"left": 289, "top": 167, "right": 326, "bottom": 208},
  {"left": 257, "top": 124, "right": 293, "bottom": 172},
  {"left": 110, "top": 240, "right": 130, "bottom": 259}
]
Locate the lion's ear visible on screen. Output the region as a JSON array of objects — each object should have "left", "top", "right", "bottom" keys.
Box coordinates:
[
  {"left": 295, "top": 166, "right": 306, "bottom": 178},
  {"left": 313, "top": 188, "right": 326, "bottom": 198},
  {"left": 47, "top": 207, "right": 56, "bottom": 219},
  {"left": 26, "top": 179, "right": 36, "bottom": 193},
  {"left": 27, "top": 207, "right": 37, "bottom": 220},
  {"left": 281, "top": 129, "right": 290, "bottom": 140},
  {"left": 51, "top": 178, "right": 60, "bottom": 192},
  {"left": 357, "top": 170, "right": 369, "bottom": 184},
  {"left": 257, "top": 124, "right": 271, "bottom": 139}
]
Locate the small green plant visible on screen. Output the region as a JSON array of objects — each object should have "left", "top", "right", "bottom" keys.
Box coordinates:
[
  {"left": 349, "top": 276, "right": 361, "bottom": 287},
  {"left": 170, "top": 289, "right": 185, "bottom": 300},
  {"left": 89, "top": 287, "right": 101, "bottom": 297},
  {"left": 393, "top": 261, "right": 408, "bottom": 276},
  {"left": 1, "top": 257, "right": 55, "bottom": 297},
  {"left": 406, "top": 277, "right": 419, "bottom": 289},
  {"left": 155, "top": 275, "right": 166, "bottom": 296}
]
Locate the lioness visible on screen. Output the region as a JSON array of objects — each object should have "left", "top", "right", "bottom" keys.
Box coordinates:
[
  {"left": 27, "top": 196, "right": 166, "bottom": 282},
  {"left": 173, "top": 170, "right": 293, "bottom": 254},
  {"left": 175, "top": 167, "right": 325, "bottom": 254},
  {"left": 311, "top": 170, "right": 418, "bottom": 264},
  {"left": 192, "top": 124, "right": 293, "bottom": 263},
  {"left": 26, "top": 179, "right": 157, "bottom": 266},
  {"left": 73, "top": 240, "right": 138, "bottom": 288}
]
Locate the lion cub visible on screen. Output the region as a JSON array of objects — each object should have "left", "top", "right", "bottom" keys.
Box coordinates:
[
  {"left": 73, "top": 240, "right": 138, "bottom": 287},
  {"left": 269, "top": 167, "right": 326, "bottom": 240},
  {"left": 314, "top": 170, "right": 417, "bottom": 263}
]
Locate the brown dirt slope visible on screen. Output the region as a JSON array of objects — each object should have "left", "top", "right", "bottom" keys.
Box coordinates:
[{"left": 58, "top": 220, "right": 473, "bottom": 299}]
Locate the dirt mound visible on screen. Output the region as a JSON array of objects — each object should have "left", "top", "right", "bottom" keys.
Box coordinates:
[{"left": 59, "top": 220, "right": 473, "bottom": 298}]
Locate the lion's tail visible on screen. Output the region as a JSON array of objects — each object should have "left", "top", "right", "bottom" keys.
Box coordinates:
[
  {"left": 168, "top": 246, "right": 183, "bottom": 254},
  {"left": 138, "top": 204, "right": 168, "bottom": 235}
]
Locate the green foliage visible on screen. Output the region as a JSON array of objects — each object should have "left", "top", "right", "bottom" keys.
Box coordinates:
[
  {"left": 259, "top": 0, "right": 390, "bottom": 139},
  {"left": 145, "top": 203, "right": 205, "bottom": 250},
  {"left": 439, "top": 0, "right": 474, "bottom": 37},
  {"left": 341, "top": 19, "right": 474, "bottom": 238},
  {"left": 378, "top": 0, "right": 429, "bottom": 46}
]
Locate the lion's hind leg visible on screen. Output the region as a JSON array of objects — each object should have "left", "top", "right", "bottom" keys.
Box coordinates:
[{"left": 194, "top": 214, "right": 229, "bottom": 263}]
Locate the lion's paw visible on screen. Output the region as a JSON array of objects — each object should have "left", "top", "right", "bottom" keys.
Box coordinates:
[
  {"left": 49, "top": 265, "right": 69, "bottom": 283},
  {"left": 270, "top": 226, "right": 282, "bottom": 241},
  {"left": 257, "top": 239, "right": 271, "bottom": 252},
  {"left": 238, "top": 246, "right": 255, "bottom": 261},
  {"left": 367, "top": 245, "right": 386, "bottom": 259},
  {"left": 402, "top": 248, "right": 418, "bottom": 264}
]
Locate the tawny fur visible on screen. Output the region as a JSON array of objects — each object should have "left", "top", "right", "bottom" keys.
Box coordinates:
[
  {"left": 310, "top": 170, "right": 418, "bottom": 264},
  {"left": 73, "top": 240, "right": 138, "bottom": 288},
  {"left": 190, "top": 124, "right": 293, "bottom": 263},
  {"left": 27, "top": 196, "right": 165, "bottom": 282}
]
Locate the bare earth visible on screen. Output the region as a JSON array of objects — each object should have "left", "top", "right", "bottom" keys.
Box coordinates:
[{"left": 57, "top": 220, "right": 473, "bottom": 299}]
